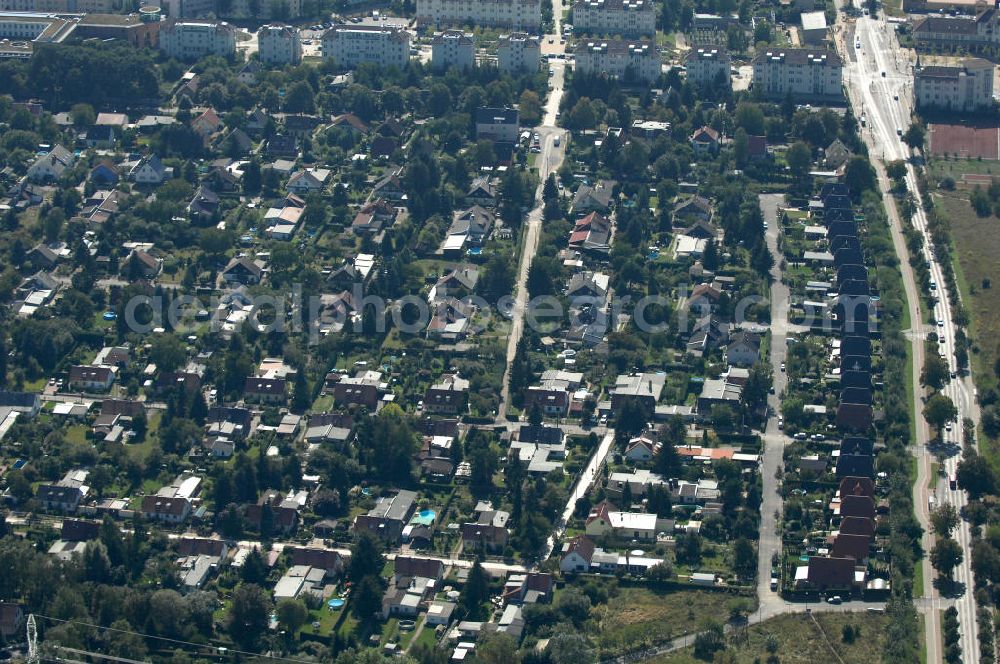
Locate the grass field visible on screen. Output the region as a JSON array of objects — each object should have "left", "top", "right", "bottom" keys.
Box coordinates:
[
  {"left": 593, "top": 588, "right": 746, "bottom": 658},
  {"left": 653, "top": 611, "right": 890, "bottom": 664},
  {"left": 937, "top": 189, "right": 1000, "bottom": 469}
]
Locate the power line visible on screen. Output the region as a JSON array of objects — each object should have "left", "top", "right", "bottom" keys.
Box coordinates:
[{"left": 31, "top": 615, "right": 320, "bottom": 664}]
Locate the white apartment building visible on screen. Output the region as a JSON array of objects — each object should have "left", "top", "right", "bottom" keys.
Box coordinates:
[
  {"left": 751, "top": 48, "right": 843, "bottom": 101},
  {"left": 431, "top": 29, "right": 475, "bottom": 70},
  {"left": 257, "top": 23, "right": 302, "bottom": 65},
  {"left": 0, "top": 0, "right": 120, "bottom": 11},
  {"left": 416, "top": 0, "right": 542, "bottom": 32},
  {"left": 571, "top": 0, "right": 655, "bottom": 36},
  {"left": 684, "top": 45, "right": 731, "bottom": 87},
  {"left": 322, "top": 24, "right": 410, "bottom": 69},
  {"left": 497, "top": 32, "right": 540, "bottom": 74},
  {"left": 0, "top": 12, "right": 78, "bottom": 42},
  {"left": 159, "top": 20, "right": 236, "bottom": 60},
  {"left": 161, "top": 0, "right": 303, "bottom": 19},
  {"left": 915, "top": 58, "right": 995, "bottom": 112},
  {"left": 574, "top": 39, "right": 660, "bottom": 82}
]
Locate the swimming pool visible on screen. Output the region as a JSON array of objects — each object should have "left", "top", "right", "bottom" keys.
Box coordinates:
[
  {"left": 410, "top": 509, "right": 436, "bottom": 526},
  {"left": 328, "top": 598, "right": 345, "bottom": 609}
]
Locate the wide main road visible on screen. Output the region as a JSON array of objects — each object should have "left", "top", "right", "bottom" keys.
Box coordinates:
[{"left": 841, "top": 9, "right": 981, "bottom": 662}]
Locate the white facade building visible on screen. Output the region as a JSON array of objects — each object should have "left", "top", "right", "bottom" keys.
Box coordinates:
[
  {"left": 684, "top": 45, "right": 731, "bottom": 87},
  {"left": 751, "top": 48, "right": 843, "bottom": 101},
  {"left": 257, "top": 23, "right": 301, "bottom": 65},
  {"left": 431, "top": 29, "right": 475, "bottom": 70},
  {"left": 915, "top": 58, "right": 995, "bottom": 113},
  {"left": 416, "top": 0, "right": 542, "bottom": 31},
  {"left": 158, "top": 20, "right": 236, "bottom": 60},
  {"left": 497, "top": 32, "right": 540, "bottom": 73},
  {"left": 574, "top": 39, "right": 660, "bottom": 82},
  {"left": 571, "top": 0, "right": 655, "bottom": 36},
  {"left": 322, "top": 24, "right": 410, "bottom": 69}
]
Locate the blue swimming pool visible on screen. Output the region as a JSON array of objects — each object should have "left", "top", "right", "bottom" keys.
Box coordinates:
[{"left": 328, "top": 598, "right": 345, "bottom": 609}]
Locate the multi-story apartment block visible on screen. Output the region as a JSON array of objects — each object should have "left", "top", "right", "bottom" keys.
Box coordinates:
[
  {"left": 911, "top": 9, "right": 1000, "bottom": 50},
  {"left": 416, "top": 0, "right": 542, "bottom": 32},
  {"left": 751, "top": 48, "right": 843, "bottom": 101},
  {"left": 159, "top": 20, "right": 236, "bottom": 60},
  {"left": 497, "top": 32, "right": 540, "bottom": 73},
  {"left": 431, "top": 29, "right": 475, "bottom": 70},
  {"left": 0, "top": 0, "right": 120, "bottom": 10},
  {"left": 322, "top": 23, "right": 410, "bottom": 70},
  {"left": 571, "top": 0, "right": 655, "bottom": 36},
  {"left": 915, "top": 58, "right": 995, "bottom": 113},
  {"left": 161, "top": 0, "right": 304, "bottom": 19},
  {"left": 574, "top": 39, "right": 660, "bottom": 82},
  {"left": 684, "top": 45, "right": 731, "bottom": 87},
  {"left": 258, "top": 23, "right": 301, "bottom": 65}
]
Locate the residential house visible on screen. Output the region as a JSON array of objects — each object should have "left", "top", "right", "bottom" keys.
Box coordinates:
[
  {"left": 353, "top": 490, "right": 418, "bottom": 542},
  {"left": 352, "top": 198, "right": 397, "bottom": 234},
  {"left": 27, "top": 145, "right": 73, "bottom": 183},
  {"left": 475, "top": 107, "right": 519, "bottom": 143},
  {"left": 560, "top": 535, "right": 596, "bottom": 573},
  {"left": 222, "top": 257, "right": 265, "bottom": 285},
  {"left": 373, "top": 167, "right": 407, "bottom": 201},
  {"left": 625, "top": 435, "right": 658, "bottom": 462},
  {"left": 725, "top": 330, "right": 762, "bottom": 366},
  {"left": 424, "top": 374, "right": 470, "bottom": 415},
  {"left": 569, "top": 212, "right": 613, "bottom": 254},
  {"left": 443, "top": 205, "right": 494, "bottom": 254},
  {"left": 124, "top": 249, "right": 162, "bottom": 279},
  {"left": 286, "top": 167, "right": 331, "bottom": 196},
  {"left": 187, "top": 185, "right": 220, "bottom": 221},
  {"left": 466, "top": 177, "right": 497, "bottom": 207},
  {"left": 243, "top": 376, "right": 287, "bottom": 404},
  {"left": 461, "top": 508, "right": 510, "bottom": 554},
  {"left": 69, "top": 365, "right": 116, "bottom": 392},
  {"left": 689, "top": 126, "right": 720, "bottom": 155},
  {"left": 141, "top": 495, "right": 192, "bottom": 523},
  {"left": 331, "top": 370, "right": 383, "bottom": 409},
  {"left": 571, "top": 179, "right": 617, "bottom": 213},
  {"left": 36, "top": 469, "right": 90, "bottom": 512},
  {"left": 673, "top": 195, "right": 714, "bottom": 223},
  {"left": 129, "top": 154, "right": 170, "bottom": 185},
  {"left": 610, "top": 372, "right": 665, "bottom": 412}
]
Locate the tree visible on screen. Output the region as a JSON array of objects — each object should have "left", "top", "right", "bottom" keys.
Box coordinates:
[
  {"left": 931, "top": 503, "right": 959, "bottom": 537},
  {"left": 547, "top": 633, "right": 596, "bottom": 664},
  {"left": 733, "top": 128, "right": 749, "bottom": 168},
  {"left": 283, "top": 81, "right": 315, "bottom": 114},
  {"left": 845, "top": 156, "right": 877, "bottom": 196},
  {"left": 904, "top": 122, "right": 926, "bottom": 151},
  {"left": 460, "top": 559, "right": 490, "bottom": 620},
  {"left": 292, "top": 369, "right": 311, "bottom": 413},
  {"left": 733, "top": 537, "right": 756, "bottom": 582},
  {"left": 348, "top": 532, "right": 385, "bottom": 583},
  {"left": 786, "top": 141, "right": 812, "bottom": 179},
  {"left": 352, "top": 574, "right": 383, "bottom": 619},
  {"left": 243, "top": 158, "right": 261, "bottom": 194},
  {"left": 930, "top": 537, "right": 964, "bottom": 580},
  {"left": 149, "top": 334, "right": 186, "bottom": 373},
  {"left": 476, "top": 632, "right": 520, "bottom": 664},
  {"left": 921, "top": 354, "right": 950, "bottom": 391},
  {"left": 924, "top": 393, "right": 957, "bottom": 432},
  {"left": 275, "top": 599, "right": 308, "bottom": 634},
  {"left": 957, "top": 452, "right": 997, "bottom": 499},
  {"left": 228, "top": 584, "right": 271, "bottom": 647},
  {"left": 519, "top": 90, "right": 542, "bottom": 125}
]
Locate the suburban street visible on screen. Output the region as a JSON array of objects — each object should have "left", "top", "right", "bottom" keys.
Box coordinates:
[
  {"left": 840, "top": 6, "right": 981, "bottom": 661},
  {"left": 756, "top": 193, "right": 792, "bottom": 617},
  {"left": 497, "top": 50, "right": 568, "bottom": 420}
]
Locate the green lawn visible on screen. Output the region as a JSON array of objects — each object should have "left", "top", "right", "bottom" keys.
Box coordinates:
[
  {"left": 593, "top": 588, "right": 747, "bottom": 658},
  {"left": 653, "top": 611, "right": 890, "bottom": 663}
]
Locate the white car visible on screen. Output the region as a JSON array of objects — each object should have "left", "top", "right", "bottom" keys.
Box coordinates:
[
  {"left": 937, "top": 320, "right": 944, "bottom": 328},
  {"left": 946, "top": 422, "right": 953, "bottom": 432}
]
